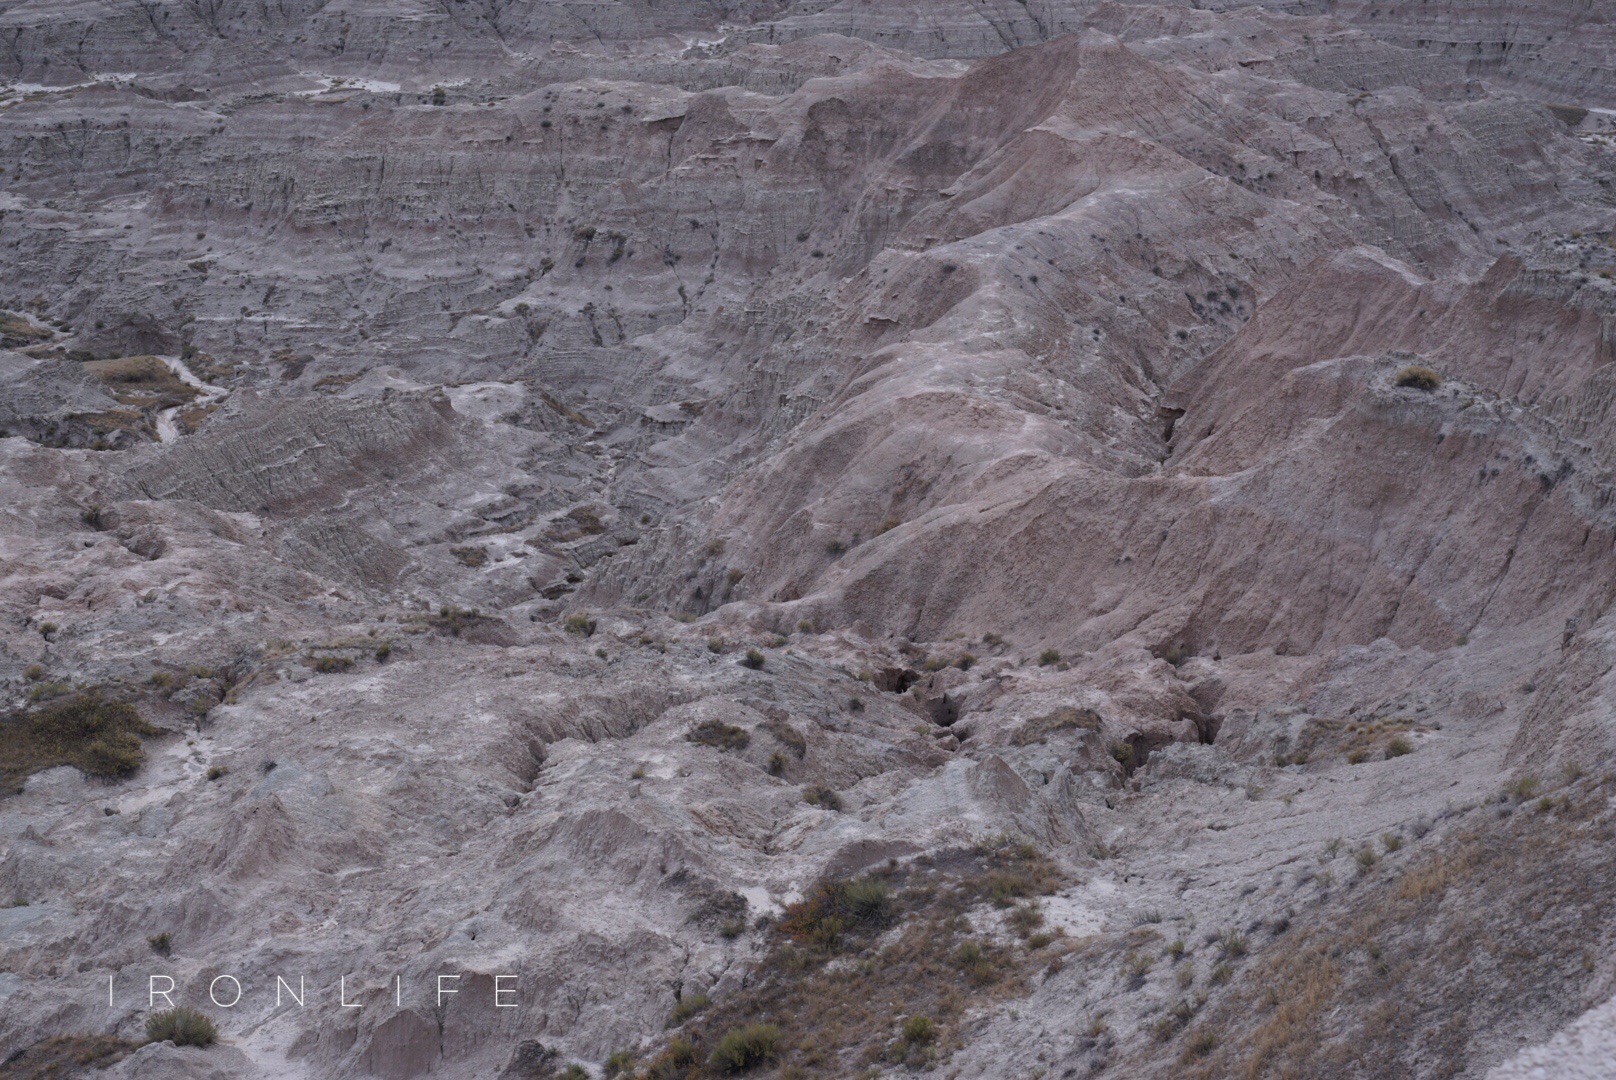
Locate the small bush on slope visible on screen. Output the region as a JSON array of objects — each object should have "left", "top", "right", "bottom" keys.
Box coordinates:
[{"left": 0, "top": 692, "right": 155, "bottom": 793}]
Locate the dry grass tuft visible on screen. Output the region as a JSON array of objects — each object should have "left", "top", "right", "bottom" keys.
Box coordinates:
[
  {"left": 82, "top": 355, "right": 199, "bottom": 410},
  {"left": 145, "top": 1007, "right": 217, "bottom": 1048}
]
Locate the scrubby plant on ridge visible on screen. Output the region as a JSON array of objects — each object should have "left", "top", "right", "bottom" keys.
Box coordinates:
[
  {"left": 709, "top": 1023, "right": 779, "bottom": 1073},
  {"left": 686, "top": 720, "right": 750, "bottom": 751},
  {"left": 145, "top": 1007, "right": 216, "bottom": 1048},
  {"left": 1394, "top": 364, "right": 1441, "bottom": 391}
]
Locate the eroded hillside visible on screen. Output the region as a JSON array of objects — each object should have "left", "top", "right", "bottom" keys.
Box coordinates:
[{"left": 2, "top": 2, "right": 1614, "bottom": 1079}]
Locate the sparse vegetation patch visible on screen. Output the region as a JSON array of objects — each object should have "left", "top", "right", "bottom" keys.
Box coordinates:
[
  {"left": 1180, "top": 774, "right": 1616, "bottom": 1080},
  {"left": 1, "top": 692, "right": 157, "bottom": 794},
  {"left": 686, "top": 720, "right": 750, "bottom": 752},
  {"left": 631, "top": 839, "right": 1066, "bottom": 1077}
]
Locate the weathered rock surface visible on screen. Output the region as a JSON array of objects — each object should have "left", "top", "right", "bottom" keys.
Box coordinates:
[{"left": 2, "top": 2, "right": 1615, "bottom": 1079}]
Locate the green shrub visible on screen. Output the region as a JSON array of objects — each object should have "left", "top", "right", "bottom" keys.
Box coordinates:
[
  {"left": 1, "top": 692, "right": 155, "bottom": 792},
  {"left": 1039, "top": 648, "right": 1061, "bottom": 666},
  {"left": 28, "top": 682, "right": 70, "bottom": 703},
  {"left": 889, "top": 1012, "right": 938, "bottom": 1062},
  {"left": 205, "top": 765, "right": 227, "bottom": 781},
  {"left": 686, "top": 720, "right": 749, "bottom": 751},
  {"left": 145, "top": 1008, "right": 216, "bottom": 1048},
  {"left": 1385, "top": 735, "right": 1413, "bottom": 758},
  {"left": 778, "top": 876, "right": 896, "bottom": 948},
  {"left": 668, "top": 993, "right": 709, "bottom": 1026},
  {"left": 645, "top": 1037, "right": 697, "bottom": 1079},
  {"left": 604, "top": 1049, "right": 636, "bottom": 1077},
  {"left": 563, "top": 614, "right": 596, "bottom": 637},
  {"left": 1109, "top": 740, "right": 1134, "bottom": 766},
  {"left": 900, "top": 1014, "right": 936, "bottom": 1044},
  {"left": 710, "top": 1023, "right": 779, "bottom": 1073},
  {"left": 147, "top": 932, "right": 172, "bottom": 956},
  {"left": 309, "top": 654, "right": 351, "bottom": 674},
  {"left": 708, "top": 637, "right": 725, "bottom": 653},
  {"left": 839, "top": 877, "right": 896, "bottom": 923},
  {"left": 953, "top": 939, "right": 998, "bottom": 984},
  {"left": 1394, "top": 365, "right": 1441, "bottom": 391},
  {"left": 741, "top": 648, "right": 766, "bottom": 670}
]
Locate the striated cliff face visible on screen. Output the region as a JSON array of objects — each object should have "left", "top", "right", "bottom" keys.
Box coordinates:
[{"left": 2, "top": 3, "right": 1616, "bottom": 1080}]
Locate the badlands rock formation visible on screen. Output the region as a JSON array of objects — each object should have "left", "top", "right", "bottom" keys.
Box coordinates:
[{"left": 2, "top": 2, "right": 1614, "bottom": 1079}]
